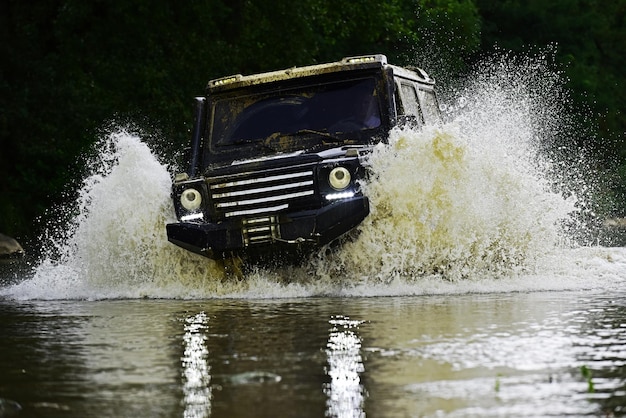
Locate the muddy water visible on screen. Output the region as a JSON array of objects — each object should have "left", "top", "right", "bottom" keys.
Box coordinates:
[{"left": 1, "top": 285, "right": 625, "bottom": 418}]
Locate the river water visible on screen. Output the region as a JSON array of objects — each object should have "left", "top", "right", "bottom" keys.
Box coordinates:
[
  {"left": 2, "top": 54, "right": 626, "bottom": 417},
  {"left": 1, "top": 263, "right": 626, "bottom": 418}
]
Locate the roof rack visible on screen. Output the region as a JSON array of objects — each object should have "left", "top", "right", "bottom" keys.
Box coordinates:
[{"left": 208, "top": 54, "right": 390, "bottom": 89}]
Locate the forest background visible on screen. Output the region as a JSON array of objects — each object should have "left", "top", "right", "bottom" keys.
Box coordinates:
[{"left": 1, "top": 0, "right": 624, "bottom": 245}]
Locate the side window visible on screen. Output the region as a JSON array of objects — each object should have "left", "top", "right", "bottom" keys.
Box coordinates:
[
  {"left": 416, "top": 89, "right": 441, "bottom": 125},
  {"left": 400, "top": 83, "right": 422, "bottom": 118},
  {"left": 396, "top": 82, "right": 424, "bottom": 127}
]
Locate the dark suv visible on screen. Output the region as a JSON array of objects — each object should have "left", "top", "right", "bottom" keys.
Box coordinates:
[{"left": 166, "top": 54, "right": 440, "bottom": 262}]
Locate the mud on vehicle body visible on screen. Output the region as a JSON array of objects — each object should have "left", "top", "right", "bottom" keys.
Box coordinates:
[{"left": 166, "top": 54, "right": 441, "bottom": 264}]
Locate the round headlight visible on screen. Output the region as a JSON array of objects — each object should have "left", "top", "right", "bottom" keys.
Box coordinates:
[
  {"left": 329, "top": 167, "right": 351, "bottom": 190},
  {"left": 180, "top": 188, "right": 202, "bottom": 211}
]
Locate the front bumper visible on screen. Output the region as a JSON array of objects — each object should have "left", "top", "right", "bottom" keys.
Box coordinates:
[{"left": 166, "top": 196, "right": 369, "bottom": 259}]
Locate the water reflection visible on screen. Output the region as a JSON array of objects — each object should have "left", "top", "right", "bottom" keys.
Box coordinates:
[
  {"left": 2, "top": 292, "right": 625, "bottom": 417},
  {"left": 324, "top": 315, "right": 366, "bottom": 418},
  {"left": 182, "top": 312, "right": 211, "bottom": 418}
]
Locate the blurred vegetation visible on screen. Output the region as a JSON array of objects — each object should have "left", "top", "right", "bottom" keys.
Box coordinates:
[{"left": 0, "top": 0, "right": 624, "bottom": 243}]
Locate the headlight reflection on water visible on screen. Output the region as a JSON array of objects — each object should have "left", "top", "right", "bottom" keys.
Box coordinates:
[
  {"left": 182, "top": 312, "right": 211, "bottom": 418},
  {"left": 325, "top": 315, "right": 366, "bottom": 418}
]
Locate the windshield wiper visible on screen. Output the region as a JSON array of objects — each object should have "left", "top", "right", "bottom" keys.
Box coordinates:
[
  {"left": 231, "top": 138, "right": 259, "bottom": 145},
  {"left": 230, "top": 137, "right": 280, "bottom": 152},
  {"left": 290, "top": 129, "right": 363, "bottom": 153},
  {"left": 292, "top": 129, "right": 345, "bottom": 144}
]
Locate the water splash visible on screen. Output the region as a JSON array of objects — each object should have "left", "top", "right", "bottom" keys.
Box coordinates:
[
  {"left": 321, "top": 124, "right": 576, "bottom": 283},
  {"left": 5, "top": 131, "right": 232, "bottom": 300},
  {"left": 321, "top": 51, "right": 585, "bottom": 283},
  {"left": 3, "top": 53, "right": 626, "bottom": 300}
]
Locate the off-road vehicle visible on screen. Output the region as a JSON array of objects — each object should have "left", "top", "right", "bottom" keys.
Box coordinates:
[{"left": 166, "top": 54, "right": 440, "bottom": 264}]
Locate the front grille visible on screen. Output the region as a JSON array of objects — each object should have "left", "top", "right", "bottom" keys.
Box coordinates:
[{"left": 208, "top": 166, "right": 317, "bottom": 219}]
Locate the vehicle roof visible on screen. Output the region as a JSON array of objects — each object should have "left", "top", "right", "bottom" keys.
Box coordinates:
[{"left": 206, "top": 54, "right": 435, "bottom": 93}]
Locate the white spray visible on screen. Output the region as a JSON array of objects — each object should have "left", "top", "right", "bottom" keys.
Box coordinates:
[
  {"left": 8, "top": 131, "right": 232, "bottom": 299},
  {"left": 323, "top": 53, "right": 580, "bottom": 282},
  {"left": 4, "top": 54, "right": 625, "bottom": 299}
]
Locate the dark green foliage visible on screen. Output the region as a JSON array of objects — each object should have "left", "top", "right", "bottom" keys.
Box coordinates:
[{"left": 0, "top": 0, "right": 624, "bottom": 241}]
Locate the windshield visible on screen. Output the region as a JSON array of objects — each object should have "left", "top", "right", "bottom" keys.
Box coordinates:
[{"left": 210, "top": 77, "right": 381, "bottom": 147}]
